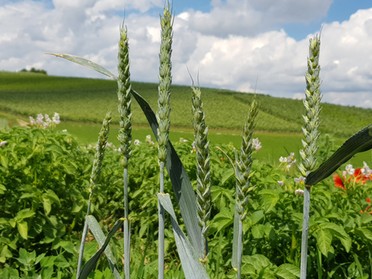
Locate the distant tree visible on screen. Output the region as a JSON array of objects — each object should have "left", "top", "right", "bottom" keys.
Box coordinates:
[{"left": 19, "top": 67, "right": 47, "bottom": 75}]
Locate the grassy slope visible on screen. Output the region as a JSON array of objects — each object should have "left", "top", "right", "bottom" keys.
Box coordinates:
[{"left": 1, "top": 71, "right": 371, "bottom": 164}]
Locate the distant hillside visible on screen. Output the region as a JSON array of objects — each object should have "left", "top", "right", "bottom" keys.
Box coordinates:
[{"left": 0, "top": 71, "right": 371, "bottom": 137}]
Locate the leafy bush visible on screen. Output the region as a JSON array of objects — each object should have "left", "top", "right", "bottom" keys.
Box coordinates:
[{"left": 0, "top": 126, "right": 91, "bottom": 276}]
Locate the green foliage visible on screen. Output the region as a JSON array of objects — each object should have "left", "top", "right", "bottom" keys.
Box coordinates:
[
  {"left": 0, "top": 125, "right": 371, "bottom": 277},
  {"left": 0, "top": 126, "right": 90, "bottom": 277}
]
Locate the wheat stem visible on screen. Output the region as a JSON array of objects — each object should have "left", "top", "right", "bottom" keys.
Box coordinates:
[
  {"left": 77, "top": 112, "right": 111, "bottom": 278},
  {"left": 299, "top": 34, "right": 322, "bottom": 279},
  {"left": 157, "top": 3, "right": 172, "bottom": 278},
  {"left": 117, "top": 25, "right": 132, "bottom": 279}
]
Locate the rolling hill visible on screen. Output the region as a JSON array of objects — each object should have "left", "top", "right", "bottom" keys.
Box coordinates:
[{"left": 0, "top": 71, "right": 371, "bottom": 137}]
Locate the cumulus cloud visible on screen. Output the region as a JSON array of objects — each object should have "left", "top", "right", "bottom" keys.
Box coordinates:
[
  {"left": 0, "top": 0, "right": 371, "bottom": 108},
  {"left": 184, "top": 0, "right": 332, "bottom": 37}
]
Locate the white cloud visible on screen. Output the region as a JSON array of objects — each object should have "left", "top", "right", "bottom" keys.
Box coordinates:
[
  {"left": 0, "top": 1, "right": 371, "bottom": 109},
  {"left": 184, "top": 0, "right": 332, "bottom": 37}
]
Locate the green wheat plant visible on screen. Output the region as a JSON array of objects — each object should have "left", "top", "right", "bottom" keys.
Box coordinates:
[
  {"left": 76, "top": 112, "right": 112, "bottom": 278},
  {"left": 156, "top": 3, "right": 173, "bottom": 278},
  {"left": 299, "top": 34, "right": 322, "bottom": 279},
  {"left": 191, "top": 85, "right": 211, "bottom": 261},
  {"left": 117, "top": 25, "right": 132, "bottom": 279},
  {"left": 232, "top": 99, "right": 259, "bottom": 279}
]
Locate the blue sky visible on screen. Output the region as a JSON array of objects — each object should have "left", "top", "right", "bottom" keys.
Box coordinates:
[{"left": 1, "top": 0, "right": 372, "bottom": 108}]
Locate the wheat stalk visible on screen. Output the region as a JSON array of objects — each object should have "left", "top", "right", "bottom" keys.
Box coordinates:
[
  {"left": 192, "top": 85, "right": 211, "bottom": 261},
  {"left": 157, "top": 3, "right": 173, "bottom": 278},
  {"left": 233, "top": 99, "right": 258, "bottom": 279},
  {"left": 299, "top": 34, "right": 322, "bottom": 279},
  {"left": 117, "top": 24, "right": 132, "bottom": 279}
]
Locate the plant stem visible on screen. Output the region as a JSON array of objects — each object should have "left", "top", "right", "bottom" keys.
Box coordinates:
[
  {"left": 300, "top": 186, "right": 311, "bottom": 279},
  {"left": 123, "top": 168, "right": 130, "bottom": 278},
  {"left": 158, "top": 161, "right": 165, "bottom": 279}
]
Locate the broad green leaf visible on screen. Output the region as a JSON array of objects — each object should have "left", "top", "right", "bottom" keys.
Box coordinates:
[
  {"left": 131, "top": 89, "right": 203, "bottom": 258},
  {"left": 242, "top": 254, "right": 273, "bottom": 272},
  {"left": 360, "top": 213, "right": 372, "bottom": 225},
  {"left": 84, "top": 215, "right": 121, "bottom": 279},
  {"left": 306, "top": 125, "right": 372, "bottom": 186},
  {"left": 15, "top": 208, "right": 35, "bottom": 222},
  {"left": 314, "top": 227, "right": 333, "bottom": 256},
  {"left": 158, "top": 193, "right": 209, "bottom": 279},
  {"left": 276, "top": 263, "right": 300, "bottom": 279},
  {"left": 210, "top": 207, "right": 233, "bottom": 232},
  {"left": 48, "top": 53, "right": 116, "bottom": 80},
  {"left": 17, "top": 222, "right": 28, "bottom": 240},
  {"left": 0, "top": 218, "right": 8, "bottom": 225},
  {"left": 320, "top": 223, "right": 351, "bottom": 252},
  {"left": 42, "top": 197, "right": 52, "bottom": 216},
  {"left": 18, "top": 248, "right": 36, "bottom": 265},
  {"left": 252, "top": 224, "right": 266, "bottom": 239},
  {"left": 355, "top": 228, "right": 372, "bottom": 241},
  {"left": 259, "top": 189, "right": 280, "bottom": 212},
  {"left": 247, "top": 210, "right": 265, "bottom": 227},
  {"left": 78, "top": 218, "right": 123, "bottom": 279},
  {"left": 0, "top": 184, "right": 6, "bottom": 195}
]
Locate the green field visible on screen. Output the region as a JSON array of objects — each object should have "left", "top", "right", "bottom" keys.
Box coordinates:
[{"left": 1, "top": 71, "right": 371, "bottom": 164}]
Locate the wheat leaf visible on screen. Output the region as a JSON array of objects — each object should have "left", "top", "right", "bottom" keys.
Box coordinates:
[
  {"left": 131, "top": 89, "right": 204, "bottom": 258},
  {"left": 47, "top": 53, "right": 116, "bottom": 79},
  {"left": 306, "top": 125, "right": 372, "bottom": 186},
  {"left": 158, "top": 194, "right": 209, "bottom": 279},
  {"left": 78, "top": 217, "right": 123, "bottom": 279}
]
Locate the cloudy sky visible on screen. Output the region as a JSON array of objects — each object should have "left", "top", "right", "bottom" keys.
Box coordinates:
[{"left": 1, "top": 0, "right": 372, "bottom": 108}]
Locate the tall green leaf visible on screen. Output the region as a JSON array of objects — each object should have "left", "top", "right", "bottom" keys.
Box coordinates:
[
  {"left": 78, "top": 217, "right": 123, "bottom": 279},
  {"left": 306, "top": 125, "right": 372, "bottom": 186},
  {"left": 132, "top": 89, "right": 204, "bottom": 258},
  {"left": 158, "top": 194, "right": 209, "bottom": 279},
  {"left": 47, "top": 53, "right": 116, "bottom": 80},
  {"left": 85, "top": 216, "right": 121, "bottom": 279}
]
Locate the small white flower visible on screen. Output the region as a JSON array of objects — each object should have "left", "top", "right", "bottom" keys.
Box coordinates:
[
  {"left": 294, "top": 176, "right": 306, "bottom": 184},
  {"left": 345, "top": 164, "right": 355, "bottom": 175},
  {"left": 361, "top": 161, "right": 372, "bottom": 176},
  {"left": 277, "top": 180, "right": 284, "bottom": 186},
  {"left": 29, "top": 116, "right": 36, "bottom": 126},
  {"left": 279, "top": 156, "right": 287, "bottom": 163},
  {"left": 52, "top": 112, "right": 60, "bottom": 124},
  {"left": 134, "top": 139, "right": 141, "bottom": 145},
  {"left": 36, "top": 113, "right": 44, "bottom": 125},
  {"left": 295, "top": 189, "right": 304, "bottom": 196},
  {"left": 252, "top": 138, "right": 262, "bottom": 151},
  {"left": 0, "top": 141, "right": 7, "bottom": 147},
  {"left": 145, "top": 135, "right": 154, "bottom": 145}
]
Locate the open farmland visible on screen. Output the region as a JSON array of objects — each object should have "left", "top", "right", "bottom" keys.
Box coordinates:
[
  {"left": 0, "top": 71, "right": 371, "bottom": 164},
  {"left": 1, "top": 71, "right": 371, "bottom": 135}
]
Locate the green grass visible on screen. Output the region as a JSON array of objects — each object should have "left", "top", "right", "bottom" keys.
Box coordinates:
[
  {"left": 1, "top": 71, "right": 371, "bottom": 165},
  {"left": 1, "top": 71, "right": 371, "bottom": 135}
]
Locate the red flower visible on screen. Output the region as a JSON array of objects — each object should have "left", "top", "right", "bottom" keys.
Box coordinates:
[
  {"left": 333, "top": 174, "right": 346, "bottom": 190},
  {"left": 353, "top": 168, "right": 367, "bottom": 184},
  {"left": 366, "top": 197, "right": 371, "bottom": 204}
]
